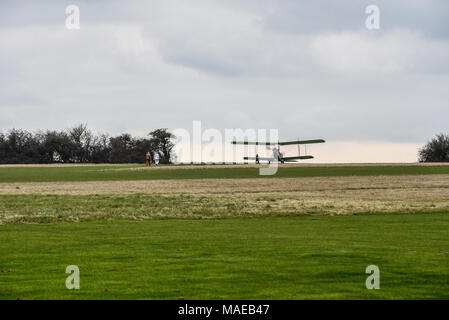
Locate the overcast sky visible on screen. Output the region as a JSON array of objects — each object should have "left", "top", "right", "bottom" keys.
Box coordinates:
[{"left": 1, "top": 0, "right": 448, "bottom": 162}]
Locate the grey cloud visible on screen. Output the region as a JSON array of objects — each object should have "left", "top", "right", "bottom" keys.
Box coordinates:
[
  {"left": 0, "top": 0, "right": 448, "bottom": 149},
  {"left": 260, "top": 0, "right": 449, "bottom": 39}
]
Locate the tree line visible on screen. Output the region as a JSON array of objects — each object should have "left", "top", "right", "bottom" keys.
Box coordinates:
[
  {"left": 419, "top": 133, "right": 449, "bottom": 162},
  {"left": 0, "top": 124, "right": 175, "bottom": 164}
]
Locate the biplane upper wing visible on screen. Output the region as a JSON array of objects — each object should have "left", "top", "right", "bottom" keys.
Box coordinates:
[
  {"left": 232, "top": 139, "right": 325, "bottom": 145},
  {"left": 278, "top": 139, "right": 325, "bottom": 146},
  {"left": 232, "top": 141, "right": 276, "bottom": 146}
]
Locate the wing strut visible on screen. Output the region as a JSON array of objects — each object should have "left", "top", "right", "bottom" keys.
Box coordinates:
[{"left": 297, "top": 138, "right": 300, "bottom": 156}]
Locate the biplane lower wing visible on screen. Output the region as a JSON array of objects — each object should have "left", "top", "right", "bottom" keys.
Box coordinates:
[
  {"left": 244, "top": 155, "right": 313, "bottom": 162},
  {"left": 283, "top": 155, "right": 314, "bottom": 160},
  {"left": 243, "top": 156, "right": 275, "bottom": 161}
]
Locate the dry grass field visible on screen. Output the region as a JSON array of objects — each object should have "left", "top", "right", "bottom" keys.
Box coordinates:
[{"left": 1, "top": 173, "right": 449, "bottom": 223}]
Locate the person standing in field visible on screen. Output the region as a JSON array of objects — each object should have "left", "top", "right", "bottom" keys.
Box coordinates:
[
  {"left": 145, "top": 151, "right": 152, "bottom": 166},
  {"left": 153, "top": 152, "right": 160, "bottom": 165}
]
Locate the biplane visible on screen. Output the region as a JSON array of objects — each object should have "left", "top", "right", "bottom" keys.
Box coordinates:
[{"left": 231, "top": 138, "right": 325, "bottom": 163}]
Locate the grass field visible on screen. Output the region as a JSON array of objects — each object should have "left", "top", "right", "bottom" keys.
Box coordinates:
[
  {"left": 1, "top": 163, "right": 449, "bottom": 183},
  {"left": 1, "top": 214, "right": 448, "bottom": 299},
  {"left": 0, "top": 163, "right": 448, "bottom": 299}
]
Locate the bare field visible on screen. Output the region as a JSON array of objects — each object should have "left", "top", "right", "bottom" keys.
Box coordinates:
[{"left": 2, "top": 174, "right": 449, "bottom": 197}]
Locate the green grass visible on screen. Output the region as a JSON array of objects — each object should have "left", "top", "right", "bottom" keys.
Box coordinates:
[
  {"left": 1, "top": 164, "right": 449, "bottom": 183},
  {"left": 1, "top": 164, "right": 448, "bottom": 299},
  {"left": 1, "top": 213, "right": 448, "bottom": 299}
]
